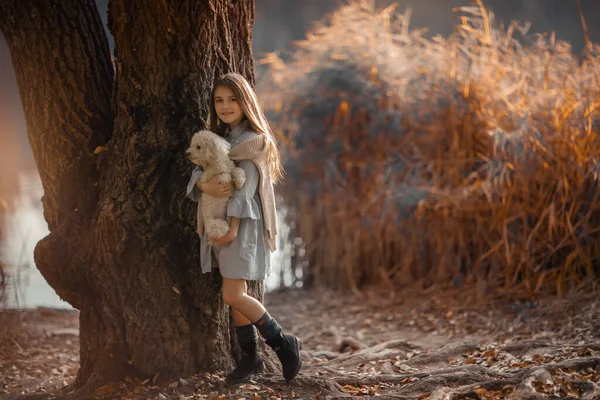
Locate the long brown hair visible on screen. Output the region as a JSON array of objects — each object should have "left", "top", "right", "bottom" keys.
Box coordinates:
[{"left": 209, "top": 73, "right": 284, "bottom": 183}]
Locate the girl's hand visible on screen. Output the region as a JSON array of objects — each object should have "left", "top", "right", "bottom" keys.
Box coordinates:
[
  {"left": 210, "top": 217, "right": 240, "bottom": 246},
  {"left": 212, "top": 229, "right": 238, "bottom": 246},
  {"left": 211, "top": 219, "right": 239, "bottom": 246},
  {"left": 198, "top": 174, "right": 233, "bottom": 198}
]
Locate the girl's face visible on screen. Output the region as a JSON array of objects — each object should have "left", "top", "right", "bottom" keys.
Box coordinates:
[{"left": 214, "top": 86, "right": 244, "bottom": 129}]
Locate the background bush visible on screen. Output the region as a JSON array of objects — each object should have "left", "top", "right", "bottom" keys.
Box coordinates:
[{"left": 260, "top": 1, "right": 600, "bottom": 296}]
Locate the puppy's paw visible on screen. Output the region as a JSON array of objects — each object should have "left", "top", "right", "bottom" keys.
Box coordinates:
[
  {"left": 218, "top": 173, "right": 232, "bottom": 184},
  {"left": 232, "top": 167, "right": 246, "bottom": 189},
  {"left": 206, "top": 219, "right": 230, "bottom": 240}
]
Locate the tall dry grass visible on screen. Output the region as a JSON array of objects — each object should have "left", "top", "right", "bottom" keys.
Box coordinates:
[
  {"left": 0, "top": 198, "right": 6, "bottom": 305},
  {"left": 260, "top": 1, "right": 600, "bottom": 296}
]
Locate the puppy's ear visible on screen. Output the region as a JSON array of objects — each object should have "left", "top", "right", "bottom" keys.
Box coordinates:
[{"left": 210, "top": 135, "right": 232, "bottom": 158}]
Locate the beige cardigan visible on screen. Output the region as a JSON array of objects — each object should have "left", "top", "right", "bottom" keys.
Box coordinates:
[{"left": 228, "top": 135, "right": 278, "bottom": 253}]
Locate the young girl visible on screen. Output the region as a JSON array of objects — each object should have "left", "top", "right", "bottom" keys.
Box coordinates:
[{"left": 186, "top": 73, "right": 301, "bottom": 384}]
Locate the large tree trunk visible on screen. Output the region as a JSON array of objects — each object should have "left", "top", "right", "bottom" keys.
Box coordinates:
[{"left": 0, "top": 0, "right": 259, "bottom": 390}]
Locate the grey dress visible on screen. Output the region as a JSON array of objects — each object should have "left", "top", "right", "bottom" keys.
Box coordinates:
[{"left": 186, "top": 122, "right": 271, "bottom": 280}]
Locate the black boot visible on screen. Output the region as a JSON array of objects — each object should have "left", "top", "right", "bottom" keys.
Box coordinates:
[
  {"left": 266, "top": 332, "right": 302, "bottom": 381},
  {"left": 226, "top": 340, "right": 264, "bottom": 384}
]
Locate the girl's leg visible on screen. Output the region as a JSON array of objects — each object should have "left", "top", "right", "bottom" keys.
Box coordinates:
[
  {"left": 228, "top": 282, "right": 253, "bottom": 326},
  {"left": 222, "top": 277, "right": 302, "bottom": 382},
  {"left": 222, "top": 278, "right": 265, "bottom": 322},
  {"left": 231, "top": 309, "right": 252, "bottom": 326},
  {"left": 225, "top": 281, "right": 263, "bottom": 384},
  {"left": 222, "top": 278, "right": 289, "bottom": 348}
]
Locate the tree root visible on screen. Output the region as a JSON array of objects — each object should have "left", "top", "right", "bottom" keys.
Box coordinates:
[
  {"left": 257, "top": 376, "right": 350, "bottom": 398},
  {"left": 396, "top": 357, "right": 600, "bottom": 399},
  {"left": 323, "top": 339, "right": 421, "bottom": 367},
  {"left": 330, "top": 356, "right": 600, "bottom": 399},
  {"left": 407, "top": 342, "right": 480, "bottom": 366},
  {"left": 335, "top": 364, "right": 511, "bottom": 387},
  {"left": 316, "top": 337, "right": 600, "bottom": 398}
]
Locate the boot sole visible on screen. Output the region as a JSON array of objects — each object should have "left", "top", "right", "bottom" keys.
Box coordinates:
[{"left": 285, "top": 338, "right": 303, "bottom": 382}]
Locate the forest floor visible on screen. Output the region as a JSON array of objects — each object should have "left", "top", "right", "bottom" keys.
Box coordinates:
[{"left": 1, "top": 285, "right": 600, "bottom": 400}]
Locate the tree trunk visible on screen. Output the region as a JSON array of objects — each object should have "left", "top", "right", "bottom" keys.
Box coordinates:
[{"left": 0, "top": 0, "right": 259, "bottom": 390}]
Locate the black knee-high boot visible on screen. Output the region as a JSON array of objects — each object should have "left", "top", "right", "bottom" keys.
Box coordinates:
[
  {"left": 226, "top": 325, "right": 264, "bottom": 384},
  {"left": 253, "top": 311, "right": 302, "bottom": 381}
]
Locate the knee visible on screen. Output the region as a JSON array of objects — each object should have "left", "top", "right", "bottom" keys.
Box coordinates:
[{"left": 222, "top": 290, "right": 243, "bottom": 307}]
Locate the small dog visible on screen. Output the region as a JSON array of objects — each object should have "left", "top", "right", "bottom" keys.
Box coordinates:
[{"left": 186, "top": 130, "right": 246, "bottom": 241}]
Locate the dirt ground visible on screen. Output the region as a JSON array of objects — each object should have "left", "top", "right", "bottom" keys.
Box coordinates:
[{"left": 1, "top": 286, "right": 600, "bottom": 399}]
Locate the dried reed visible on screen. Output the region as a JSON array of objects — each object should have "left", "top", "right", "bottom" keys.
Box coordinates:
[
  {"left": 260, "top": 0, "right": 600, "bottom": 296},
  {"left": 0, "top": 202, "right": 5, "bottom": 305}
]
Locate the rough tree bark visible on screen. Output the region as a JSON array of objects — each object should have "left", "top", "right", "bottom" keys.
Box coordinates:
[{"left": 0, "top": 0, "right": 260, "bottom": 390}]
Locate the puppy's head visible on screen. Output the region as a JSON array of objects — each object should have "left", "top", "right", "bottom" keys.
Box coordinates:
[{"left": 185, "top": 130, "right": 231, "bottom": 166}]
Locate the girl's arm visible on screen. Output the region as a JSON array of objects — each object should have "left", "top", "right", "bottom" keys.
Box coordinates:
[
  {"left": 229, "top": 217, "right": 240, "bottom": 236},
  {"left": 186, "top": 165, "right": 233, "bottom": 201},
  {"left": 213, "top": 216, "right": 240, "bottom": 246},
  {"left": 198, "top": 175, "right": 234, "bottom": 198}
]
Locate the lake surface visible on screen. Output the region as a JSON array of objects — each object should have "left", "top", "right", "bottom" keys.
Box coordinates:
[{"left": 1, "top": 172, "right": 291, "bottom": 309}]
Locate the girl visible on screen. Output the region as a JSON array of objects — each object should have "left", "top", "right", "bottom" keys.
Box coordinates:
[{"left": 186, "top": 73, "right": 301, "bottom": 384}]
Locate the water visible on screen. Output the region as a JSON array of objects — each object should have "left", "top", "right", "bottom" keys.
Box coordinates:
[
  {"left": 1, "top": 172, "right": 69, "bottom": 309},
  {"left": 1, "top": 171, "right": 292, "bottom": 309}
]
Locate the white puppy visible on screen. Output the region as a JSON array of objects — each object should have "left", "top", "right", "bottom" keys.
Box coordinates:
[{"left": 186, "top": 130, "right": 246, "bottom": 241}]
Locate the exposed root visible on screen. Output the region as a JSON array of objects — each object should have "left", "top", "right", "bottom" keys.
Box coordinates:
[
  {"left": 257, "top": 376, "right": 348, "bottom": 398},
  {"left": 326, "top": 339, "right": 421, "bottom": 368},
  {"left": 407, "top": 342, "right": 480, "bottom": 366},
  {"left": 392, "top": 357, "right": 600, "bottom": 399}
]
